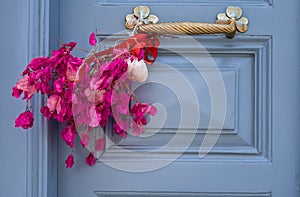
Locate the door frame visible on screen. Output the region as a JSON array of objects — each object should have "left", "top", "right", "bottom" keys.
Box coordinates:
[
  {"left": 26, "top": 0, "right": 59, "bottom": 196},
  {"left": 26, "top": 1, "right": 300, "bottom": 197}
]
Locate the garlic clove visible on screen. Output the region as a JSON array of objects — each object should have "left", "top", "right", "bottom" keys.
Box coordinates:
[{"left": 127, "top": 59, "right": 148, "bottom": 82}]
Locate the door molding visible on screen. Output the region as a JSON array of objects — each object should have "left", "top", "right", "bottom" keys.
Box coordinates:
[
  {"left": 26, "top": 0, "right": 58, "bottom": 196},
  {"left": 95, "top": 0, "right": 272, "bottom": 6},
  {"left": 95, "top": 191, "right": 272, "bottom": 197},
  {"left": 95, "top": 34, "right": 272, "bottom": 163}
]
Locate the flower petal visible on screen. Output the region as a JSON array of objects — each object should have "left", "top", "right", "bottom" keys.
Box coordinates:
[
  {"left": 65, "top": 154, "right": 74, "bottom": 168},
  {"left": 12, "top": 86, "right": 23, "bottom": 98},
  {"left": 149, "top": 106, "right": 157, "bottom": 116},
  {"left": 89, "top": 32, "right": 97, "bottom": 46},
  {"left": 95, "top": 138, "right": 105, "bottom": 151},
  {"left": 86, "top": 153, "right": 96, "bottom": 166},
  {"left": 15, "top": 111, "right": 34, "bottom": 129},
  {"left": 16, "top": 76, "right": 36, "bottom": 98},
  {"left": 46, "top": 94, "right": 59, "bottom": 113}
]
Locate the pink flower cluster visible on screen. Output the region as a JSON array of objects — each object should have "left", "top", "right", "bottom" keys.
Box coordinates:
[
  {"left": 89, "top": 32, "right": 97, "bottom": 46},
  {"left": 72, "top": 52, "right": 129, "bottom": 129},
  {"left": 13, "top": 42, "right": 81, "bottom": 145},
  {"left": 12, "top": 32, "right": 159, "bottom": 168},
  {"left": 111, "top": 83, "right": 158, "bottom": 137},
  {"left": 130, "top": 103, "right": 157, "bottom": 136},
  {"left": 15, "top": 111, "right": 34, "bottom": 129},
  {"left": 65, "top": 154, "right": 74, "bottom": 168},
  {"left": 12, "top": 42, "right": 84, "bottom": 166}
]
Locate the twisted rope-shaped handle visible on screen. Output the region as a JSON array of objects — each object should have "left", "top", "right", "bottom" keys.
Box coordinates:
[
  {"left": 137, "top": 21, "right": 236, "bottom": 38},
  {"left": 126, "top": 6, "right": 248, "bottom": 39}
]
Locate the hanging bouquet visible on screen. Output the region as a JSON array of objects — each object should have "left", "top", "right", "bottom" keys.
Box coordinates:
[{"left": 12, "top": 32, "right": 160, "bottom": 168}]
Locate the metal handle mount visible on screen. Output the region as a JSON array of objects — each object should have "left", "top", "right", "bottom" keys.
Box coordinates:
[{"left": 125, "top": 6, "right": 248, "bottom": 38}]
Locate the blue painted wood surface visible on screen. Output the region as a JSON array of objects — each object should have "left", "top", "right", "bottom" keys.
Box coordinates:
[
  {"left": 1, "top": 0, "right": 300, "bottom": 197},
  {"left": 56, "top": 0, "right": 300, "bottom": 196},
  {"left": 0, "top": 1, "right": 29, "bottom": 196}
]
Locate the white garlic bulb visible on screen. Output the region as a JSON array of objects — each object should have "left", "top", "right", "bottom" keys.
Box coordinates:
[{"left": 127, "top": 59, "right": 148, "bottom": 82}]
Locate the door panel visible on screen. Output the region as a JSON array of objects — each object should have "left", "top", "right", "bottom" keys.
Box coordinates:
[{"left": 57, "top": 0, "right": 300, "bottom": 196}]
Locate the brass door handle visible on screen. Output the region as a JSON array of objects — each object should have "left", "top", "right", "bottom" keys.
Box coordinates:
[{"left": 125, "top": 6, "right": 248, "bottom": 38}]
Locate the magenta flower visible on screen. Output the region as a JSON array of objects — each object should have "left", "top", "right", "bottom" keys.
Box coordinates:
[
  {"left": 112, "top": 93, "right": 130, "bottom": 114},
  {"left": 65, "top": 154, "right": 74, "bottom": 168},
  {"left": 132, "top": 122, "right": 145, "bottom": 136},
  {"left": 80, "top": 133, "right": 89, "bottom": 148},
  {"left": 46, "top": 94, "right": 61, "bottom": 113},
  {"left": 27, "top": 57, "right": 48, "bottom": 71},
  {"left": 89, "top": 32, "right": 97, "bottom": 46},
  {"left": 40, "top": 106, "right": 51, "bottom": 120},
  {"left": 66, "top": 57, "right": 83, "bottom": 81},
  {"left": 53, "top": 77, "right": 66, "bottom": 93},
  {"left": 12, "top": 86, "right": 23, "bottom": 98},
  {"left": 130, "top": 103, "right": 157, "bottom": 136},
  {"left": 114, "top": 123, "right": 127, "bottom": 138},
  {"left": 15, "top": 111, "right": 34, "bottom": 129},
  {"left": 131, "top": 103, "right": 157, "bottom": 118},
  {"left": 12, "top": 34, "right": 161, "bottom": 168},
  {"left": 86, "top": 153, "right": 96, "bottom": 166},
  {"left": 95, "top": 138, "right": 105, "bottom": 151},
  {"left": 16, "top": 76, "right": 36, "bottom": 99},
  {"left": 61, "top": 126, "right": 77, "bottom": 148}
]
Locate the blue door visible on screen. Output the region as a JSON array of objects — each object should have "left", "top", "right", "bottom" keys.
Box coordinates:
[{"left": 46, "top": 0, "right": 300, "bottom": 196}]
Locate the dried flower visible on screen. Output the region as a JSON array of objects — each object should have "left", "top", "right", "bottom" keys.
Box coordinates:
[
  {"left": 65, "top": 154, "right": 74, "bottom": 168},
  {"left": 86, "top": 153, "right": 96, "bottom": 166},
  {"left": 12, "top": 33, "right": 160, "bottom": 168},
  {"left": 15, "top": 111, "right": 34, "bottom": 129},
  {"left": 61, "top": 126, "right": 77, "bottom": 148},
  {"left": 89, "top": 32, "right": 97, "bottom": 46}
]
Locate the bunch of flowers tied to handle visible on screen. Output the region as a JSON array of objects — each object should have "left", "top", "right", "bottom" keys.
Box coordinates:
[{"left": 12, "top": 32, "right": 160, "bottom": 168}]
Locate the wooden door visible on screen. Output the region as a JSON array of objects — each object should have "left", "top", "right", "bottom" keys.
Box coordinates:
[{"left": 47, "top": 0, "right": 300, "bottom": 196}]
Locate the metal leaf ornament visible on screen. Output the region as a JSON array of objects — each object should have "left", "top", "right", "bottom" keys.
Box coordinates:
[
  {"left": 126, "top": 6, "right": 159, "bottom": 29},
  {"left": 216, "top": 6, "right": 248, "bottom": 33}
]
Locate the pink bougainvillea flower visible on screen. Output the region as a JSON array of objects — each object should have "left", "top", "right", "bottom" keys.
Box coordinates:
[
  {"left": 15, "top": 111, "right": 34, "bottom": 129},
  {"left": 16, "top": 76, "right": 36, "bottom": 99},
  {"left": 112, "top": 93, "right": 130, "bottom": 115},
  {"left": 12, "top": 35, "right": 161, "bottom": 168},
  {"left": 61, "top": 126, "right": 77, "bottom": 148},
  {"left": 80, "top": 133, "right": 89, "bottom": 148},
  {"left": 84, "top": 88, "right": 105, "bottom": 104},
  {"left": 89, "top": 32, "right": 97, "bottom": 46},
  {"left": 27, "top": 57, "right": 49, "bottom": 71},
  {"left": 131, "top": 122, "right": 145, "bottom": 136},
  {"left": 53, "top": 102, "right": 69, "bottom": 122},
  {"left": 46, "top": 94, "right": 62, "bottom": 114},
  {"left": 86, "top": 153, "right": 96, "bottom": 166},
  {"left": 66, "top": 57, "right": 83, "bottom": 81},
  {"left": 12, "top": 86, "right": 23, "bottom": 98},
  {"left": 149, "top": 105, "right": 157, "bottom": 116},
  {"left": 129, "top": 103, "right": 157, "bottom": 136},
  {"left": 137, "top": 49, "right": 144, "bottom": 61},
  {"left": 88, "top": 106, "right": 100, "bottom": 127},
  {"left": 53, "top": 77, "right": 66, "bottom": 93},
  {"left": 40, "top": 106, "right": 51, "bottom": 120},
  {"left": 113, "top": 123, "right": 127, "bottom": 138},
  {"left": 131, "top": 103, "right": 157, "bottom": 118},
  {"left": 95, "top": 138, "right": 105, "bottom": 151},
  {"left": 65, "top": 154, "right": 74, "bottom": 168}
]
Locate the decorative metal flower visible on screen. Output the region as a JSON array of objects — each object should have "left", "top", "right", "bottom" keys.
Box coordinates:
[
  {"left": 216, "top": 6, "right": 248, "bottom": 32},
  {"left": 126, "top": 6, "right": 159, "bottom": 29}
]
